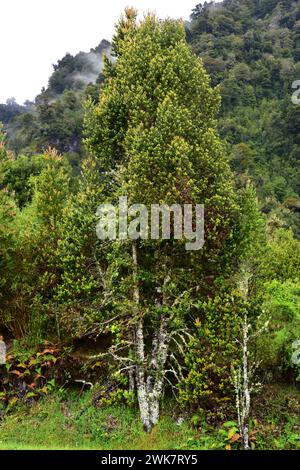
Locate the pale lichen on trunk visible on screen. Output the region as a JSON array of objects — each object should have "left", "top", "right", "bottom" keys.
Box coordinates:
[
  {"left": 233, "top": 314, "right": 251, "bottom": 450},
  {"left": 233, "top": 264, "right": 252, "bottom": 450},
  {"left": 132, "top": 242, "right": 171, "bottom": 432}
]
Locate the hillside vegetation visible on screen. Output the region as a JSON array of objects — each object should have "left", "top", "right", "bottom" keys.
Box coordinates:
[{"left": 0, "top": 1, "right": 300, "bottom": 450}]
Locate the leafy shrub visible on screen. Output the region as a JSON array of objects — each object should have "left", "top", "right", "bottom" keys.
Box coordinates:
[
  {"left": 257, "top": 280, "right": 300, "bottom": 379},
  {"left": 178, "top": 292, "right": 258, "bottom": 421}
]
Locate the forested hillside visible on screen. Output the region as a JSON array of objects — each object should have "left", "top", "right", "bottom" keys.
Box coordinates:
[
  {"left": 0, "top": 39, "right": 110, "bottom": 168},
  {"left": 0, "top": 1, "right": 300, "bottom": 451},
  {"left": 2, "top": 1, "right": 300, "bottom": 232},
  {"left": 187, "top": 0, "right": 300, "bottom": 235}
]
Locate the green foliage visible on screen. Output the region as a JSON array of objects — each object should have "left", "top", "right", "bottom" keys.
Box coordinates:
[
  {"left": 0, "top": 154, "right": 45, "bottom": 207},
  {"left": 0, "top": 98, "right": 26, "bottom": 125},
  {"left": 262, "top": 228, "right": 300, "bottom": 282},
  {"left": 1, "top": 2, "right": 300, "bottom": 446},
  {"left": 0, "top": 191, "right": 18, "bottom": 328},
  {"left": 0, "top": 149, "right": 71, "bottom": 339},
  {"left": 83, "top": 14, "right": 242, "bottom": 414},
  {"left": 189, "top": 0, "right": 300, "bottom": 235},
  {"left": 0, "top": 123, "right": 7, "bottom": 156},
  {"left": 85, "top": 13, "right": 235, "bottom": 227},
  {"left": 178, "top": 292, "right": 257, "bottom": 421},
  {"left": 232, "top": 183, "right": 266, "bottom": 266},
  {"left": 257, "top": 280, "right": 300, "bottom": 377},
  {"left": 85, "top": 9, "right": 237, "bottom": 270},
  {"left": 54, "top": 155, "right": 107, "bottom": 337}
]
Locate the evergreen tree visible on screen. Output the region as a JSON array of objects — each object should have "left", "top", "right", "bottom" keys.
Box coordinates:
[{"left": 85, "top": 10, "right": 238, "bottom": 431}]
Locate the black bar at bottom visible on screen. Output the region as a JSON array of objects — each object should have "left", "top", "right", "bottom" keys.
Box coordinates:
[{"left": 0, "top": 449, "right": 298, "bottom": 466}]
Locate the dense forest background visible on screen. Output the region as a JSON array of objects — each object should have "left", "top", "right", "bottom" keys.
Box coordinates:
[
  {"left": 1, "top": 0, "right": 300, "bottom": 450},
  {"left": 2, "top": 0, "right": 300, "bottom": 231}
]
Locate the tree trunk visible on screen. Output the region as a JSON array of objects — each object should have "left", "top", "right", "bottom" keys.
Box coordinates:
[
  {"left": 136, "top": 312, "right": 170, "bottom": 432},
  {"left": 132, "top": 242, "right": 151, "bottom": 431},
  {"left": 233, "top": 314, "right": 250, "bottom": 450},
  {"left": 242, "top": 315, "right": 250, "bottom": 450},
  {"left": 132, "top": 242, "right": 170, "bottom": 432}
]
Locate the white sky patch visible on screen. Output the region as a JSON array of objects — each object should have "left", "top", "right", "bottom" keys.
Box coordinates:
[{"left": 0, "top": 0, "right": 211, "bottom": 104}]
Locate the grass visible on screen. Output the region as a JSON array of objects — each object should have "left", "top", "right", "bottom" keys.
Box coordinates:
[
  {"left": 0, "top": 385, "right": 299, "bottom": 450},
  {"left": 0, "top": 390, "right": 201, "bottom": 450}
]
